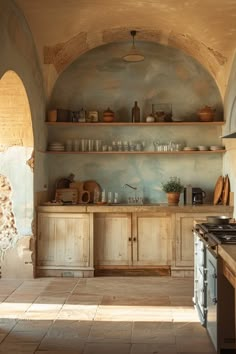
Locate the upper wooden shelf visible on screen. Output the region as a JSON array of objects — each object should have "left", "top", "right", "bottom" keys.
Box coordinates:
[{"left": 46, "top": 121, "right": 225, "bottom": 127}]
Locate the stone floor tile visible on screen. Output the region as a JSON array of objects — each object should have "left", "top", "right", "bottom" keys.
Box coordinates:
[
  {"left": 12, "top": 319, "right": 53, "bottom": 333},
  {"left": 83, "top": 342, "right": 131, "bottom": 354},
  {"left": 95, "top": 305, "right": 173, "bottom": 322},
  {"left": 38, "top": 337, "right": 85, "bottom": 351},
  {"left": 101, "top": 295, "right": 171, "bottom": 306},
  {"left": 88, "top": 321, "right": 132, "bottom": 342},
  {"left": 0, "top": 318, "right": 18, "bottom": 333},
  {"left": 35, "top": 351, "right": 83, "bottom": 354},
  {"left": 176, "top": 336, "right": 215, "bottom": 352},
  {"left": 2, "top": 330, "right": 45, "bottom": 342},
  {"left": 0, "top": 341, "right": 39, "bottom": 352},
  {"left": 47, "top": 320, "right": 92, "bottom": 339},
  {"left": 130, "top": 343, "right": 178, "bottom": 353},
  {"left": 66, "top": 294, "right": 103, "bottom": 305},
  {"left": 132, "top": 321, "right": 175, "bottom": 344},
  {"left": 174, "top": 322, "right": 209, "bottom": 337}
]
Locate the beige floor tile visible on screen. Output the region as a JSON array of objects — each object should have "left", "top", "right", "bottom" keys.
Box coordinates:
[
  {"left": 47, "top": 320, "right": 92, "bottom": 339},
  {"left": 0, "top": 276, "right": 217, "bottom": 353},
  {"left": 83, "top": 342, "right": 131, "bottom": 354},
  {"left": 130, "top": 343, "right": 177, "bottom": 353},
  {"left": 0, "top": 341, "right": 38, "bottom": 352},
  {"left": 176, "top": 336, "right": 215, "bottom": 352},
  {"left": 3, "top": 330, "right": 45, "bottom": 342},
  {"left": 12, "top": 319, "right": 53, "bottom": 333},
  {"left": 132, "top": 321, "right": 175, "bottom": 344},
  {"left": 66, "top": 294, "right": 103, "bottom": 305},
  {"left": 101, "top": 295, "right": 171, "bottom": 306},
  {"left": 0, "top": 319, "right": 18, "bottom": 333},
  {"left": 88, "top": 321, "right": 132, "bottom": 342},
  {"left": 95, "top": 305, "right": 173, "bottom": 322},
  {"left": 174, "top": 322, "right": 209, "bottom": 337},
  {"left": 38, "top": 337, "right": 85, "bottom": 351}
]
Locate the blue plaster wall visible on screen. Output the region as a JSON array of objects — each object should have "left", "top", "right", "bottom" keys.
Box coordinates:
[{"left": 47, "top": 41, "right": 224, "bottom": 204}]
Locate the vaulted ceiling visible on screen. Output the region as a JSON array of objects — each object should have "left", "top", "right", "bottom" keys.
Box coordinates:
[{"left": 15, "top": 0, "right": 236, "bottom": 97}]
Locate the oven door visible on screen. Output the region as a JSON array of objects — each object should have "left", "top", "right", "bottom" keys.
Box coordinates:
[
  {"left": 206, "top": 247, "right": 217, "bottom": 351},
  {"left": 193, "top": 232, "right": 207, "bottom": 326}
]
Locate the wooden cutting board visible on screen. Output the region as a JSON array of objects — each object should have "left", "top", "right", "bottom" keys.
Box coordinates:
[
  {"left": 222, "top": 175, "right": 230, "bottom": 206},
  {"left": 83, "top": 180, "right": 102, "bottom": 203},
  {"left": 213, "top": 175, "right": 224, "bottom": 205}
]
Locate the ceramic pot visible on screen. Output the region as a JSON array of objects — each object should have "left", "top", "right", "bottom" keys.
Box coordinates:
[
  {"left": 198, "top": 106, "right": 215, "bottom": 122},
  {"left": 103, "top": 107, "right": 115, "bottom": 122},
  {"left": 167, "top": 192, "right": 180, "bottom": 206}
]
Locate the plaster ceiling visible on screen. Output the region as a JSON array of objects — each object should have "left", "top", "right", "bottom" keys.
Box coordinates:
[{"left": 14, "top": 0, "right": 236, "bottom": 96}]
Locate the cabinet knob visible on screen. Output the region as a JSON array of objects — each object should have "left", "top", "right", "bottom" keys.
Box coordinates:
[
  {"left": 128, "top": 237, "right": 132, "bottom": 242},
  {"left": 133, "top": 237, "right": 136, "bottom": 242}
]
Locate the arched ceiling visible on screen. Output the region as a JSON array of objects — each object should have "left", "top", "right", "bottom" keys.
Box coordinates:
[{"left": 14, "top": 0, "right": 236, "bottom": 98}]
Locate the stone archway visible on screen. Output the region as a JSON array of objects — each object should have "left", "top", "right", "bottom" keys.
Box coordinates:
[{"left": 0, "top": 70, "right": 34, "bottom": 279}]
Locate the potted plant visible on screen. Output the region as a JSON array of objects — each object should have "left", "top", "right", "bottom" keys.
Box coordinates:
[{"left": 161, "top": 176, "right": 184, "bottom": 205}]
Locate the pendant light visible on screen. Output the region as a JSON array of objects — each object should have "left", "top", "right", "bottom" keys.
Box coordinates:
[{"left": 123, "top": 30, "right": 144, "bottom": 62}]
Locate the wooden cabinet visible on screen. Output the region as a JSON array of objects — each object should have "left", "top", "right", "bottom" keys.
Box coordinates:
[
  {"left": 174, "top": 212, "right": 232, "bottom": 273},
  {"left": 94, "top": 212, "right": 172, "bottom": 273},
  {"left": 132, "top": 213, "right": 172, "bottom": 266},
  {"left": 94, "top": 213, "right": 132, "bottom": 266},
  {"left": 37, "top": 212, "right": 93, "bottom": 277}
]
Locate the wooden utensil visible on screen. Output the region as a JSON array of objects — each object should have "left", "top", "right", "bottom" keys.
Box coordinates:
[
  {"left": 222, "top": 175, "right": 230, "bottom": 206},
  {"left": 83, "top": 180, "right": 101, "bottom": 203},
  {"left": 213, "top": 175, "right": 224, "bottom": 205}
]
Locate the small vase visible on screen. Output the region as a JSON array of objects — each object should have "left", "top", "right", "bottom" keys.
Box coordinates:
[{"left": 167, "top": 192, "right": 180, "bottom": 206}]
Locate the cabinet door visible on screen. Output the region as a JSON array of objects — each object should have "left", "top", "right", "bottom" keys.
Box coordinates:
[
  {"left": 132, "top": 213, "right": 172, "bottom": 266},
  {"left": 175, "top": 213, "right": 195, "bottom": 267},
  {"left": 37, "top": 213, "right": 90, "bottom": 267},
  {"left": 94, "top": 213, "right": 132, "bottom": 266},
  {"left": 37, "top": 213, "right": 57, "bottom": 265}
]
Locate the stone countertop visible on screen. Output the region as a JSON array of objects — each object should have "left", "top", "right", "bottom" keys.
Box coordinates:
[{"left": 38, "top": 203, "right": 233, "bottom": 214}]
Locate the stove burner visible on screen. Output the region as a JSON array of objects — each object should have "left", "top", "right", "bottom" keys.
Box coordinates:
[{"left": 195, "top": 223, "right": 236, "bottom": 245}]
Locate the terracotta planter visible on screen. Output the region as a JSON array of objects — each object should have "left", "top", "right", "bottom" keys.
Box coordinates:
[{"left": 167, "top": 192, "right": 180, "bottom": 206}]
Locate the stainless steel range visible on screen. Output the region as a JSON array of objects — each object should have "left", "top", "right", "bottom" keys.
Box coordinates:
[{"left": 193, "top": 222, "right": 236, "bottom": 353}]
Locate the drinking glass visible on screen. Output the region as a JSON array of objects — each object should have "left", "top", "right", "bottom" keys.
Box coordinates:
[
  {"left": 95, "top": 139, "right": 102, "bottom": 151},
  {"left": 88, "top": 139, "right": 94, "bottom": 152},
  {"left": 81, "top": 139, "right": 88, "bottom": 152}
]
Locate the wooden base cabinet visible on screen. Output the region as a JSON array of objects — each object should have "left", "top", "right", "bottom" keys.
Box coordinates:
[
  {"left": 132, "top": 213, "right": 172, "bottom": 266},
  {"left": 173, "top": 212, "right": 232, "bottom": 277},
  {"left": 94, "top": 212, "right": 172, "bottom": 275},
  {"left": 94, "top": 213, "right": 132, "bottom": 267},
  {"left": 37, "top": 212, "right": 94, "bottom": 277}
]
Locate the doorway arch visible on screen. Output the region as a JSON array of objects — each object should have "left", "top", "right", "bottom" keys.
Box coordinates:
[{"left": 0, "top": 70, "right": 34, "bottom": 278}]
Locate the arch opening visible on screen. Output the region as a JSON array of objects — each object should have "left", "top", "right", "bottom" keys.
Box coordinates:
[{"left": 0, "top": 70, "right": 34, "bottom": 278}]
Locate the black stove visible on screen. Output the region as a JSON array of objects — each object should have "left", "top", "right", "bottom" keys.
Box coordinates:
[{"left": 195, "top": 223, "right": 236, "bottom": 245}]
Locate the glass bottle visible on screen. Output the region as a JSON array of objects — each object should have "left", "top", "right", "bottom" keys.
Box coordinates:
[{"left": 131, "top": 101, "right": 141, "bottom": 123}]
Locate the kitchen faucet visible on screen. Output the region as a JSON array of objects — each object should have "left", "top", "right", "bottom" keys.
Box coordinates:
[
  {"left": 123, "top": 184, "right": 143, "bottom": 204},
  {"left": 123, "top": 183, "right": 137, "bottom": 190}
]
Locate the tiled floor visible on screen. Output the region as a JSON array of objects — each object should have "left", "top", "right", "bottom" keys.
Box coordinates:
[{"left": 0, "top": 276, "right": 216, "bottom": 353}]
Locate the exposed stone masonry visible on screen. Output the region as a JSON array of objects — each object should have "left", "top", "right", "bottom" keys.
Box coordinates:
[{"left": 0, "top": 174, "right": 18, "bottom": 259}]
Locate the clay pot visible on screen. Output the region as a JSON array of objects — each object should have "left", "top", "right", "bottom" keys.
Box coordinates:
[
  {"left": 103, "top": 107, "right": 115, "bottom": 122},
  {"left": 198, "top": 106, "right": 215, "bottom": 122},
  {"left": 167, "top": 192, "right": 180, "bottom": 206}
]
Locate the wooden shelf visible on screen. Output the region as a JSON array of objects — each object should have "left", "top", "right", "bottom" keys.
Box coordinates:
[
  {"left": 46, "top": 121, "right": 225, "bottom": 127},
  {"left": 47, "top": 150, "right": 226, "bottom": 155}
]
